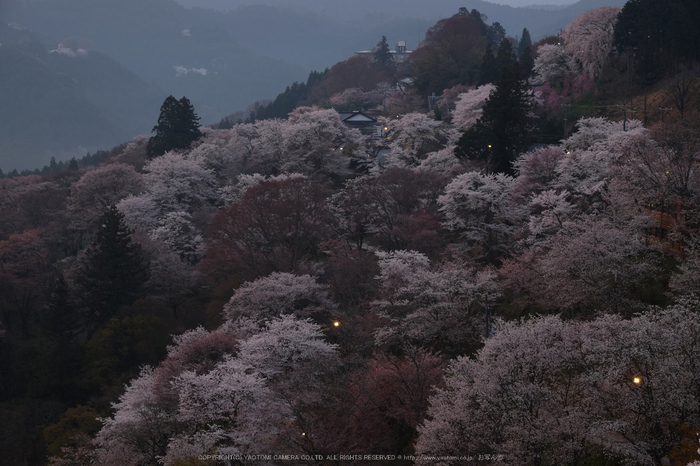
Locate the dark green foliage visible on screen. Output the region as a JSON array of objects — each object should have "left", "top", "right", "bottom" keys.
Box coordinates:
[
  {"left": 615, "top": 0, "right": 700, "bottom": 82},
  {"left": 43, "top": 406, "right": 102, "bottom": 458},
  {"left": 495, "top": 38, "right": 517, "bottom": 72},
  {"left": 518, "top": 28, "right": 534, "bottom": 77},
  {"left": 246, "top": 69, "right": 328, "bottom": 122},
  {"left": 517, "top": 28, "right": 532, "bottom": 57},
  {"left": 83, "top": 315, "right": 170, "bottom": 390},
  {"left": 39, "top": 276, "right": 86, "bottom": 403},
  {"left": 519, "top": 45, "right": 535, "bottom": 77},
  {"left": 42, "top": 276, "right": 81, "bottom": 344},
  {"left": 478, "top": 46, "right": 498, "bottom": 85},
  {"left": 373, "top": 35, "right": 394, "bottom": 69},
  {"left": 146, "top": 96, "right": 203, "bottom": 157},
  {"left": 73, "top": 206, "right": 149, "bottom": 332},
  {"left": 456, "top": 44, "right": 532, "bottom": 174},
  {"left": 487, "top": 21, "right": 506, "bottom": 49},
  {"left": 410, "top": 13, "right": 487, "bottom": 95}
]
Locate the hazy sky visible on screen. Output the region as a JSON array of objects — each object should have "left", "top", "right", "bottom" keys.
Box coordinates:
[{"left": 491, "top": 0, "right": 578, "bottom": 5}]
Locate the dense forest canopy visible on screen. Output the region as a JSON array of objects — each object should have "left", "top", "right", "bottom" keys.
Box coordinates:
[{"left": 2, "top": 1, "right": 700, "bottom": 465}]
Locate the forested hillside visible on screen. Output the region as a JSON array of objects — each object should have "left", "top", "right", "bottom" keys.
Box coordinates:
[
  {"left": 2, "top": 0, "right": 700, "bottom": 465},
  {"left": 0, "top": 23, "right": 165, "bottom": 171}
]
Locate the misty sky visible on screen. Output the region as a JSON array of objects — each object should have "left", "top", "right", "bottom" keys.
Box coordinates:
[{"left": 492, "top": 0, "right": 577, "bottom": 5}]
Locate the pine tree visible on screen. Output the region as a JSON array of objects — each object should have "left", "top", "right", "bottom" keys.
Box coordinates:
[
  {"left": 146, "top": 95, "right": 203, "bottom": 157},
  {"left": 486, "top": 22, "right": 506, "bottom": 48},
  {"left": 456, "top": 42, "right": 532, "bottom": 174},
  {"left": 373, "top": 36, "right": 394, "bottom": 69},
  {"left": 478, "top": 46, "right": 498, "bottom": 85},
  {"left": 517, "top": 28, "right": 532, "bottom": 58},
  {"left": 518, "top": 28, "right": 534, "bottom": 76},
  {"left": 74, "top": 206, "right": 149, "bottom": 332}
]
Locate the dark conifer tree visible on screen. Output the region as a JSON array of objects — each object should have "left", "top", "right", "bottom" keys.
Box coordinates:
[
  {"left": 146, "top": 95, "right": 203, "bottom": 157},
  {"left": 518, "top": 28, "right": 534, "bottom": 76},
  {"left": 478, "top": 46, "right": 498, "bottom": 85},
  {"left": 40, "top": 275, "right": 85, "bottom": 402},
  {"left": 456, "top": 41, "right": 532, "bottom": 174},
  {"left": 486, "top": 21, "right": 506, "bottom": 48},
  {"left": 374, "top": 35, "right": 393, "bottom": 69},
  {"left": 517, "top": 28, "right": 532, "bottom": 57},
  {"left": 74, "top": 206, "right": 149, "bottom": 333}
]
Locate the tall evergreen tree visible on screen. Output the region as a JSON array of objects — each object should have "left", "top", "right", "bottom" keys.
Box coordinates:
[
  {"left": 478, "top": 46, "right": 498, "bottom": 85},
  {"left": 456, "top": 44, "right": 532, "bottom": 174},
  {"left": 146, "top": 95, "right": 203, "bottom": 157},
  {"left": 517, "top": 28, "right": 532, "bottom": 57},
  {"left": 487, "top": 22, "right": 506, "bottom": 48},
  {"left": 518, "top": 29, "right": 534, "bottom": 77},
  {"left": 74, "top": 206, "right": 149, "bottom": 333},
  {"left": 374, "top": 35, "right": 393, "bottom": 69},
  {"left": 40, "top": 275, "right": 85, "bottom": 402}
]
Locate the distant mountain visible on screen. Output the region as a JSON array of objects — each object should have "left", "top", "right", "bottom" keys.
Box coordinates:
[
  {"left": 165, "top": 0, "right": 628, "bottom": 73},
  {"left": 173, "top": 0, "right": 627, "bottom": 41},
  {"left": 0, "top": 0, "right": 628, "bottom": 171},
  {"left": 5, "top": 0, "right": 307, "bottom": 123},
  {"left": 0, "top": 23, "right": 165, "bottom": 171}
]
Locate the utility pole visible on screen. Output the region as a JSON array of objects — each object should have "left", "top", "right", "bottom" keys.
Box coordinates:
[
  {"left": 617, "top": 103, "right": 636, "bottom": 131},
  {"left": 659, "top": 107, "right": 672, "bottom": 123},
  {"left": 563, "top": 103, "right": 571, "bottom": 138}
]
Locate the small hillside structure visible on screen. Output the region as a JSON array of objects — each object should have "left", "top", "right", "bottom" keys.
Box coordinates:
[
  {"left": 355, "top": 40, "right": 412, "bottom": 63},
  {"left": 338, "top": 111, "right": 382, "bottom": 136}
]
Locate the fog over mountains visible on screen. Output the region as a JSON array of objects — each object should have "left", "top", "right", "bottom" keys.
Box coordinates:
[{"left": 0, "top": 0, "right": 625, "bottom": 171}]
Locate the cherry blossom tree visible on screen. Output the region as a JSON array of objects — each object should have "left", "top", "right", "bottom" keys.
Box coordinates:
[
  {"left": 561, "top": 7, "right": 621, "bottom": 79},
  {"left": 416, "top": 315, "right": 595, "bottom": 465},
  {"left": 68, "top": 163, "right": 144, "bottom": 232},
  {"left": 329, "top": 87, "right": 384, "bottom": 109},
  {"left": 415, "top": 147, "right": 463, "bottom": 176},
  {"left": 385, "top": 113, "right": 454, "bottom": 168},
  {"left": 116, "top": 194, "right": 161, "bottom": 235},
  {"left": 187, "top": 138, "right": 241, "bottom": 185},
  {"left": 94, "top": 367, "right": 177, "bottom": 466},
  {"left": 150, "top": 211, "right": 204, "bottom": 265},
  {"left": 450, "top": 84, "right": 495, "bottom": 130},
  {"left": 95, "top": 314, "right": 341, "bottom": 464},
  {"left": 139, "top": 237, "right": 197, "bottom": 318},
  {"left": 511, "top": 146, "right": 565, "bottom": 200},
  {"left": 142, "top": 152, "right": 216, "bottom": 212},
  {"left": 532, "top": 44, "right": 576, "bottom": 87},
  {"left": 253, "top": 118, "right": 286, "bottom": 170},
  {"left": 416, "top": 304, "right": 700, "bottom": 465},
  {"left": 236, "top": 315, "right": 341, "bottom": 455},
  {"left": 439, "top": 171, "right": 524, "bottom": 263},
  {"left": 222, "top": 272, "right": 336, "bottom": 324},
  {"left": 284, "top": 106, "right": 363, "bottom": 173},
  {"left": 373, "top": 251, "right": 499, "bottom": 355},
  {"left": 531, "top": 219, "right": 658, "bottom": 313}
]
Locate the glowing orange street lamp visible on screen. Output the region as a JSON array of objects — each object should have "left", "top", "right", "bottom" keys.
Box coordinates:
[
  {"left": 333, "top": 320, "right": 340, "bottom": 328},
  {"left": 633, "top": 377, "right": 641, "bottom": 385}
]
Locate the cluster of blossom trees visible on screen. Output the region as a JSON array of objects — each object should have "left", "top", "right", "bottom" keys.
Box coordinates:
[
  {"left": 40, "top": 109, "right": 696, "bottom": 465},
  {"left": 3, "top": 4, "right": 700, "bottom": 465}
]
